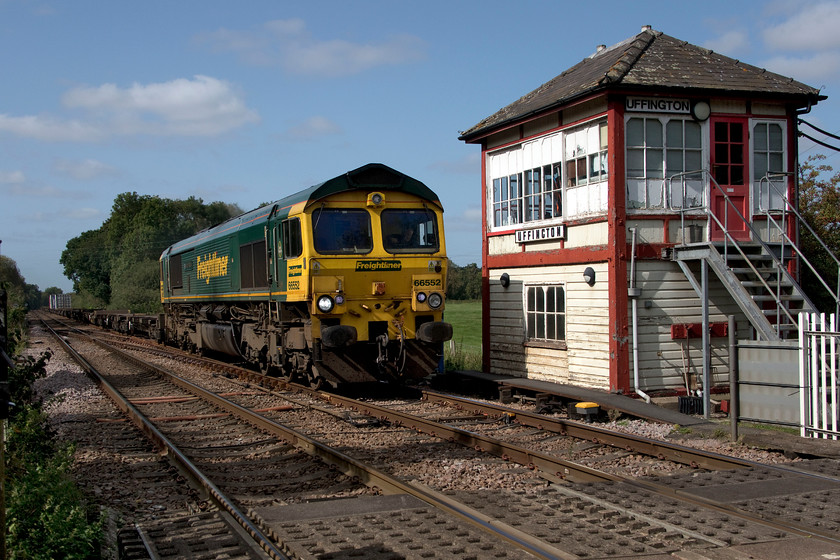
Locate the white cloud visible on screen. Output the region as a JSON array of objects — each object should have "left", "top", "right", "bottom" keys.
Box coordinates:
[
  {"left": 760, "top": 51, "right": 840, "bottom": 81},
  {"left": 445, "top": 205, "right": 483, "bottom": 232},
  {"left": 65, "top": 207, "right": 102, "bottom": 220},
  {"left": 197, "top": 19, "right": 426, "bottom": 77},
  {"left": 703, "top": 30, "right": 750, "bottom": 55},
  {"left": 430, "top": 153, "right": 481, "bottom": 175},
  {"left": 0, "top": 114, "right": 104, "bottom": 142},
  {"left": 2, "top": 181, "right": 70, "bottom": 198},
  {"left": 53, "top": 158, "right": 117, "bottom": 180},
  {"left": 0, "top": 170, "right": 26, "bottom": 184},
  {"left": 462, "top": 206, "right": 483, "bottom": 223},
  {"left": 0, "top": 76, "right": 259, "bottom": 142},
  {"left": 285, "top": 116, "right": 342, "bottom": 140},
  {"left": 25, "top": 207, "right": 101, "bottom": 222},
  {"left": 763, "top": 2, "right": 840, "bottom": 51}
]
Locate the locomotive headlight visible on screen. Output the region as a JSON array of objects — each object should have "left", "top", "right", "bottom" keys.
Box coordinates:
[
  {"left": 416, "top": 292, "right": 427, "bottom": 304},
  {"left": 367, "top": 192, "right": 385, "bottom": 207},
  {"left": 317, "top": 295, "right": 335, "bottom": 313},
  {"left": 428, "top": 292, "right": 443, "bottom": 309}
]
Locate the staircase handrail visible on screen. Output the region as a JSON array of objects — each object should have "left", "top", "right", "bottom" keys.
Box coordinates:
[
  {"left": 666, "top": 170, "right": 814, "bottom": 329},
  {"left": 757, "top": 172, "right": 840, "bottom": 317}
]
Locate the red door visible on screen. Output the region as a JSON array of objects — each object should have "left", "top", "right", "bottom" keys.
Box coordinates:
[{"left": 710, "top": 118, "right": 750, "bottom": 241}]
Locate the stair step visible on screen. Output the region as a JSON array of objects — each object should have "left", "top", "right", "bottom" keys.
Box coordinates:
[
  {"left": 725, "top": 252, "right": 774, "bottom": 260},
  {"left": 762, "top": 308, "right": 801, "bottom": 317},
  {"left": 730, "top": 267, "right": 779, "bottom": 274},
  {"left": 752, "top": 294, "right": 804, "bottom": 302},
  {"left": 741, "top": 280, "right": 793, "bottom": 288}
]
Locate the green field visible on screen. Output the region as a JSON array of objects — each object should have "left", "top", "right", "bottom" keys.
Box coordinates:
[{"left": 443, "top": 299, "right": 482, "bottom": 370}]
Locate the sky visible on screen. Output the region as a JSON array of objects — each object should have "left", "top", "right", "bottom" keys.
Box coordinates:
[{"left": 3, "top": 0, "right": 840, "bottom": 293}]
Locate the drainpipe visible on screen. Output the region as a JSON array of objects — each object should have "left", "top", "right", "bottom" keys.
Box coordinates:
[{"left": 628, "top": 228, "right": 650, "bottom": 403}]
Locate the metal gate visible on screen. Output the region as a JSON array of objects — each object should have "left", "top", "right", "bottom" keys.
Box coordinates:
[{"left": 799, "top": 312, "right": 840, "bottom": 440}]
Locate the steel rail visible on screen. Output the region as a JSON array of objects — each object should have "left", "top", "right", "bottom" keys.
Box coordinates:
[
  {"left": 41, "top": 319, "right": 288, "bottom": 560},
  {"left": 69, "top": 329, "right": 579, "bottom": 560},
  {"left": 421, "top": 389, "right": 840, "bottom": 484},
  {"left": 422, "top": 389, "right": 755, "bottom": 470},
  {"left": 314, "top": 387, "right": 840, "bottom": 544}
]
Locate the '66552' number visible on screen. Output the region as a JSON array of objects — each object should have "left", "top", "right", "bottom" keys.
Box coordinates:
[{"left": 413, "top": 278, "right": 441, "bottom": 287}]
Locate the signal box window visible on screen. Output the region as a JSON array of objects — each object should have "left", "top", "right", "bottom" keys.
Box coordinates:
[
  {"left": 282, "top": 218, "right": 302, "bottom": 259},
  {"left": 312, "top": 209, "right": 372, "bottom": 254},
  {"left": 382, "top": 209, "right": 439, "bottom": 253},
  {"left": 525, "top": 285, "right": 566, "bottom": 342}
]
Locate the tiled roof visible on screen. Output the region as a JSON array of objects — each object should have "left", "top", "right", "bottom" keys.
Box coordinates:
[{"left": 459, "top": 27, "right": 824, "bottom": 142}]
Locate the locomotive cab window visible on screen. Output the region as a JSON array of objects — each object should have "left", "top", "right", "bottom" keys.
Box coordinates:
[
  {"left": 312, "top": 208, "right": 372, "bottom": 254},
  {"left": 382, "top": 209, "right": 439, "bottom": 253}
]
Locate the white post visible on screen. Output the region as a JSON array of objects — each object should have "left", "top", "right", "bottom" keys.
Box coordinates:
[{"left": 799, "top": 311, "right": 808, "bottom": 438}]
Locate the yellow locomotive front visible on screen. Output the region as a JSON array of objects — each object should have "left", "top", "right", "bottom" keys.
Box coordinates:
[{"left": 283, "top": 188, "right": 452, "bottom": 386}]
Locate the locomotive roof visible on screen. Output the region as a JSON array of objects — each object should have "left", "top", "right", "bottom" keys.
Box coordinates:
[{"left": 162, "top": 163, "right": 441, "bottom": 256}]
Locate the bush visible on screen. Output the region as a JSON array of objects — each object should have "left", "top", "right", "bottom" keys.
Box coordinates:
[
  {"left": 5, "top": 406, "right": 102, "bottom": 559},
  {"left": 3, "top": 343, "right": 102, "bottom": 558}
]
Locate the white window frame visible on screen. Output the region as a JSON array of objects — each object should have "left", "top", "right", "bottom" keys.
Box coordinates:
[
  {"left": 485, "top": 118, "right": 608, "bottom": 232},
  {"left": 750, "top": 119, "right": 788, "bottom": 213},
  {"left": 625, "top": 115, "right": 706, "bottom": 211},
  {"left": 524, "top": 283, "right": 566, "bottom": 343}
]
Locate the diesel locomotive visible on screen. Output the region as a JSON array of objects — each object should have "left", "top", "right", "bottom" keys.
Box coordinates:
[{"left": 159, "top": 163, "right": 453, "bottom": 387}]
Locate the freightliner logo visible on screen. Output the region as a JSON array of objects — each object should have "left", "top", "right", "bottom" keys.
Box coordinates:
[{"left": 355, "top": 260, "right": 401, "bottom": 272}]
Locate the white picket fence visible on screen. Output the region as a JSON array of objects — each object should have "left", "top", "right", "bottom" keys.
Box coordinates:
[{"left": 798, "top": 313, "right": 840, "bottom": 439}]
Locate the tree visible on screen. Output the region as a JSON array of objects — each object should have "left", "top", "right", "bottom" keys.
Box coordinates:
[
  {"left": 447, "top": 262, "right": 481, "bottom": 300},
  {"left": 798, "top": 155, "right": 840, "bottom": 313},
  {"left": 61, "top": 193, "right": 241, "bottom": 311},
  {"left": 0, "top": 255, "right": 31, "bottom": 341},
  {"left": 60, "top": 227, "right": 111, "bottom": 305}
]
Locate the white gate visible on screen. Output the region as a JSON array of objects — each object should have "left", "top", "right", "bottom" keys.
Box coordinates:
[{"left": 798, "top": 313, "right": 840, "bottom": 439}]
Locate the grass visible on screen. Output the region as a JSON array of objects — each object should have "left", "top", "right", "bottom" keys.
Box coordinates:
[
  {"left": 443, "top": 300, "right": 482, "bottom": 371},
  {"left": 739, "top": 422, "right": 800, "bottom": 435}
]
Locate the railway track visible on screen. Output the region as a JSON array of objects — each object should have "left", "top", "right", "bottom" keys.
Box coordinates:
[
  {"left": 35, "top": 313, "right": 840, "bottom": 558},
  {"left": 39, "top": 315, "right": 555, "bottom": 558}
]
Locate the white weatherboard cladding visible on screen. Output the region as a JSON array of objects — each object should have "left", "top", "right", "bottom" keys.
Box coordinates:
[
  {"left": 566, "top": 180, "right": 608, "bottom": 217},
  {"left": 630, "top": 260, "right": 746, "bottom": 391},
  {"left": 488, "top": 265, "right": 610, "bottom": 389}
]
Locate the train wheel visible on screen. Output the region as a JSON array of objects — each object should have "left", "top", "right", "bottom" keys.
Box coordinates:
[{"left": 306, "top": 370, "right": 325, "bottom": 390}]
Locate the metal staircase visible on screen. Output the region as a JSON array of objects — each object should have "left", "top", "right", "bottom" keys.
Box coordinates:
[
  {"left": 672, "top": 242, "right": 815, "bottom": 341},
  {"left": 667, "top": 171, "right": 838, "bottom": 342}
]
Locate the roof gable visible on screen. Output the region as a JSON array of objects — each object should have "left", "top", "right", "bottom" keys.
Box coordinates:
[{"left": 459, "top": 27, "right": 824, "bottom": 142}]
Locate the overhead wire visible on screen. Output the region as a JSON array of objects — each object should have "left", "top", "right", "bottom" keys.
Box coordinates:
[{"left": 798, "top": 118, "right": 840, "bottom": 154}]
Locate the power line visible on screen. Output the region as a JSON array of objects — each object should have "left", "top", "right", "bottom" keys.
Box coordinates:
[
  {"left": 800, "top": 119, "right": 840, "bottom": 142},
  {"left": 799, "top": 119, "right": 840, "bottom": 155},
  {"left": 799, "top": 130, "right": 840, "bottom": 153}
]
